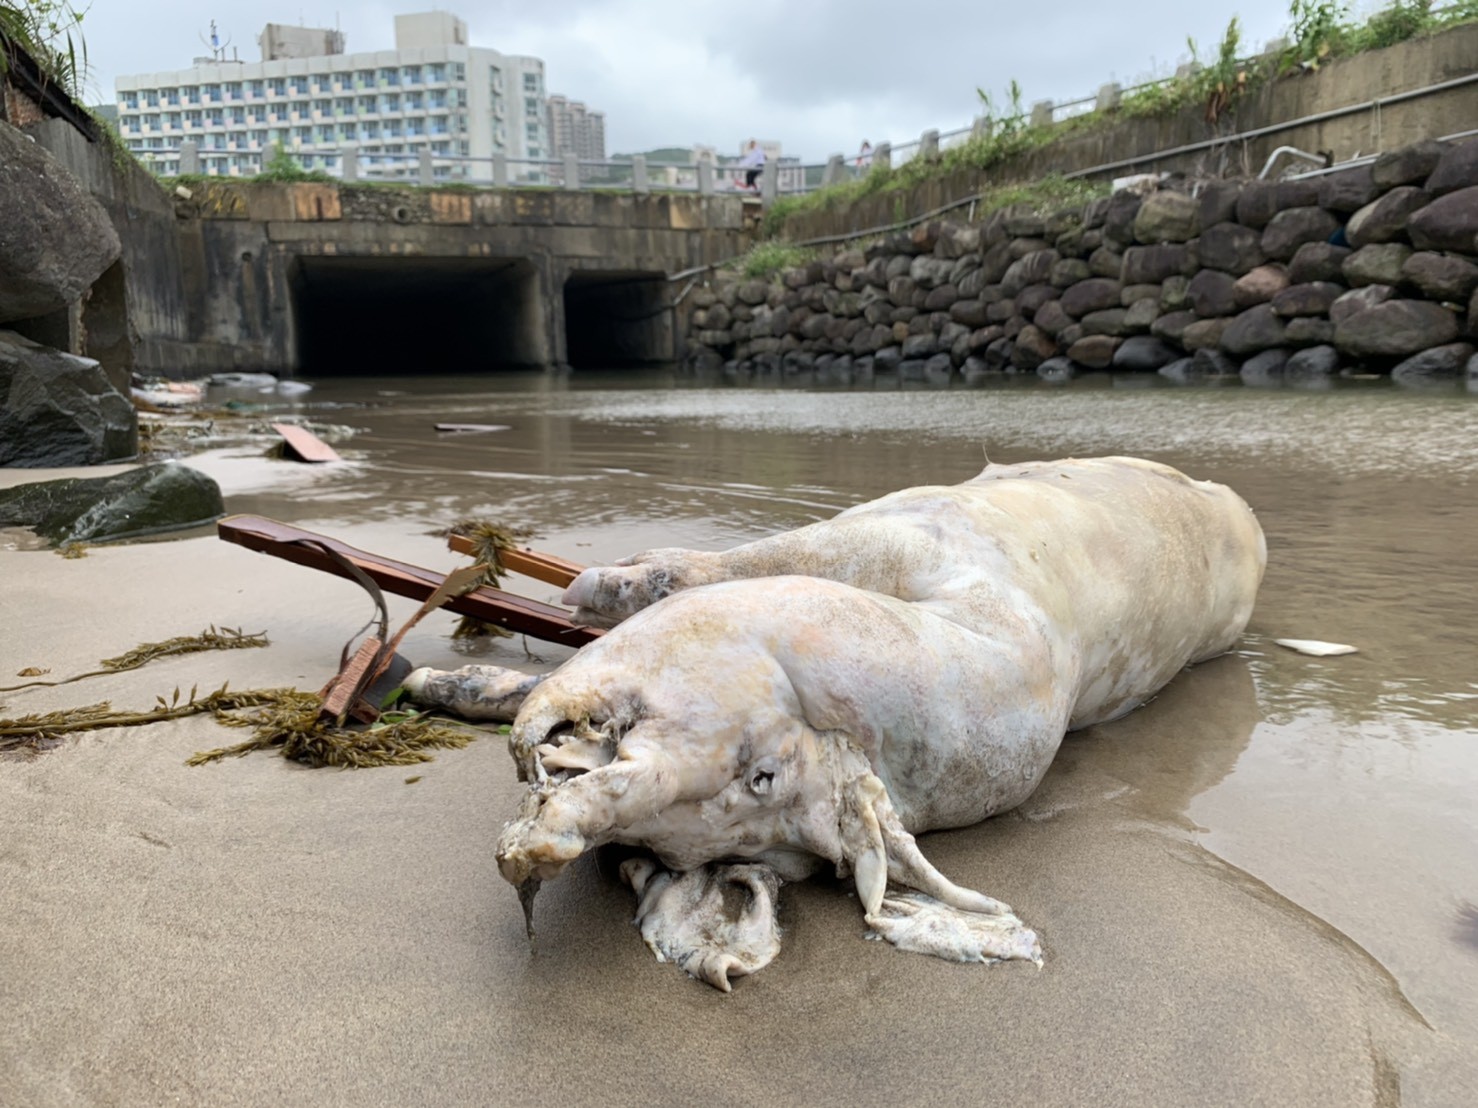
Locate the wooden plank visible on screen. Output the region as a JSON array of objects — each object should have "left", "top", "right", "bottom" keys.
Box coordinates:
[
  {"left": 445, "top": 534, "right": 584, "bottom": 589},
  {"left": 434, "top": 423, "right": 511, "bottom": 434},
  {"left": 271, "top": 423, "right": 342, "bottom": 463},
  {"left": 217, "top": 515, "right": 601, "bottom": 647}
]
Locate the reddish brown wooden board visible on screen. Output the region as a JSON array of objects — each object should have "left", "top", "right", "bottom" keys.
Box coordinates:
[
  {"left": 217, "top": 515, "right": 601, "bottom": 647},
  {"left": 445, "top": 534, "right": 584, "bottom": 589},
  {"left": 271, "top": 423, "right": 342, "bottom": 463}
]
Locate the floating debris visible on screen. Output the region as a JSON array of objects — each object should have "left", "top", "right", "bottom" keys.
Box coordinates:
[
  {"left": 15, "top": 666, "right": 49, "bottom": 678},
  {"left": 270, "top": 422, "right": 341, "bottom": 463},
  {"left": 435, "top": 423, "right": 510, "bottom": 434},
  {"left": 55, "top": 542, "right": 89, "bottom": 559},
  {"left": 1274, "top": 638, "right": 1359, "bottom": 657}
]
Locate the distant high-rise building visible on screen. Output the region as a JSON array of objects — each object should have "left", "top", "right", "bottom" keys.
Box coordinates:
[
  {"left": 114, "top": 11, "right": 550, "bottom": 182},
  {"left": 546, "top": 94, "right": 605, "bottom": 162}
]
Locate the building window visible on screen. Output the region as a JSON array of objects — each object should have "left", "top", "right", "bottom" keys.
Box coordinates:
[
  {"left": 230, "top": 107, "right": 245, "bottom": 124},
  {"left": 164, "top": 90, "right": 179, "bottom": 106},
  {"left": 523, "top": 73, "right": 537, "bottom": 91},
  {"left": 356, "top": 69, "right": 374, "bottom": 88},
  {"left": 381, "top": 94, "right": 399, "bottom": 113},
  {"left": 428, "top": 63, "right": 446, "bottom": 83},
  {"left": 203, "top": 84, "right": 221, "bottom": 103},
  {"left": 251, "top": 106, "right": 266, "bottom": 123},
  {"left": 402, "top": 65, "right": 421, "bottom": 84},
  {"left": 290, "top": 77, "right": 308, "bottom": 95},
  {"left": 122, "top": 92, "right": 138, "bottom": 109},
  {"left": 226, "top": 82, "right": 243, "bottom": 100},
  {"left": 247, "top": 80, "right": 263, "bottom": 98},
  {"left": 451, "top": 63, "right": 465, "bottom": 82},
  {"left": 404, "top": 91, "right": 422, "bottom": 110},
  {"left": 379, "top": 67, "right": 399, "bottom": 86},
  {"left": 337, "top": 124, "right": 355, "bottom": 141},
  {"left": 269, "top": 78, "right": 286, "bottom": 96},
  {"left": 144, "top": 90, "right": 159, "bottom": 107}
]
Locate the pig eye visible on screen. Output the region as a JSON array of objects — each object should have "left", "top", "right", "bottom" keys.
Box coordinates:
[{"left": 746, "top": 758, "right": 779, "bottom": 797}]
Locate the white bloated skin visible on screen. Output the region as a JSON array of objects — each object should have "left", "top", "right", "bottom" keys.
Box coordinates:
[{"left": 492, "top": 457, "right": 1266, "bottom": 985}]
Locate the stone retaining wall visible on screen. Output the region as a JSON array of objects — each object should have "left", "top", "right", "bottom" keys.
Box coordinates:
[{"left": 684, "top": 136, "right": 1478, "bottom": 387}]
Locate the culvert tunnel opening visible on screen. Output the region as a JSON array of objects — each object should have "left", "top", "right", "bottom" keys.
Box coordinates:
[
  {"left": 563, "top": 272, "right": 673, "bottom": 370},
  {"left": 292, "top": 256, "right": 544, "bottom": 376}
]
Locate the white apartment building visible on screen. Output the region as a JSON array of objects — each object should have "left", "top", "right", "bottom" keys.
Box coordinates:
[
  {"left": 114, "top": 12, "right": 551, "bottom": 182},
  {"left": 546, "top": 95, "right": 605, "bottom": 162}
]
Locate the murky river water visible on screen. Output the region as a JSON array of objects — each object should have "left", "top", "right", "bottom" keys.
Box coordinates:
[{"left": 15, "top": 370, "right": 1478, "bottom": 1103}]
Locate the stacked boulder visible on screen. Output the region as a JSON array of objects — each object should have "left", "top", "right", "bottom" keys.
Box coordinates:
[{"left": 684, "top": 136, "right": 1478, "bottom": 387}]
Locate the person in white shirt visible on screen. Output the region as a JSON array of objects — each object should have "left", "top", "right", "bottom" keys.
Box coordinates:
[{"left": 739, "top": 140, "right": 766, "bottom": 190}]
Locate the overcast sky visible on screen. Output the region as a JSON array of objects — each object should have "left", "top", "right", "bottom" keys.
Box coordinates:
[{"left": 85, "top": 0, "right": 1318, "bottom": 160}]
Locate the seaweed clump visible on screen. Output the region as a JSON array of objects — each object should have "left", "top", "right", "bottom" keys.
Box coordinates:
[
  {"left": 0, "top": 684, "right": 481, "bottom": 767},
  {"left": 441, "top": 518, "right": 532, "bottom": 640}
]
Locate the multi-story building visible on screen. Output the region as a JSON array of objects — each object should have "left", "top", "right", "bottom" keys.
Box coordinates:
[
  {"left": 546, "top": 94, "right": 605, "bottom": 162},
  {"left": 114, "top": 11, "right": 550, "bottom": 182}
]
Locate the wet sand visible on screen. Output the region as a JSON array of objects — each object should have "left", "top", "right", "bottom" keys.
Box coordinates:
[{"left": 3, "top": 378, "right": 1476, "bottom": 1106}]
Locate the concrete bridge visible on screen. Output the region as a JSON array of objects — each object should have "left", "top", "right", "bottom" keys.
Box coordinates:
[{"left": 172, "top": 181, "right": 752, "bottom": 374}]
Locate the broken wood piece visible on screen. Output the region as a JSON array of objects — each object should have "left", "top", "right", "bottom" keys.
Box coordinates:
[
  {"left": 271, "top": 423, "right": 342, "bottom": 463},
  {"left": 319, "top": 636, "right": 385, "bottom": 725},
  {"left": 217, "top": 515, "right": 601, "bottom": 647},
  {"left": 435, "top": 423, "right": 511, "bottom": 434},
  {"left": 445, "top": 534, "right": 584, "bottom": 589}
]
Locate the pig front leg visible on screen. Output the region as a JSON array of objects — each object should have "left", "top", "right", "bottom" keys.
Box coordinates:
[
  {"left": 402, "top": 664, "right": 544, "bottom": 722},
  {"left": 620, "top": 858, "right": 783, "bottom": 993}
]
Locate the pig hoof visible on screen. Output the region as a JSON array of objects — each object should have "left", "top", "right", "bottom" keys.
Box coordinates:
[
  {"left": 865, "top": 891, "right": 1042, "bottom": 966},
  {"left": 621, "top": 859, "right": 783, "bottom": 992}
]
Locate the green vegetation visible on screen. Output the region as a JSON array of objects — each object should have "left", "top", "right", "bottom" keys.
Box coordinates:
[
  {"left": 0, "top": 1, "right": 88, "bottom": 100},
  {"left": 762, "top": 0, "right": 1478, "bottom": 238},
  {"left": 255, "top": 143, "right": 334, "bottom": 183},
  {"left": 731, "top": 240, "right": 815, "bottom": 278}
]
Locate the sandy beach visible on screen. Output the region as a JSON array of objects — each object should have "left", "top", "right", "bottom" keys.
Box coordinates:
[{"left": 4, "top": 384, "right": 1477, "bottom": 1106}]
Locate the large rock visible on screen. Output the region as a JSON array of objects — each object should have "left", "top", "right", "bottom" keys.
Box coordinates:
[
  {"left": 1423, "top": 137, "right": 1478, "bottom": 196},
  {"left": 1197, "top": 180, "right": 1241, "bottom": 229},
  {"left": 1112, "top": 335, "right": 1179, "bottom": 371},
  {"left": 1289, "top": 242, "right": 1352, "bottom": 284},
  {"left": 1261, "top": 207, "right": 1341, "bottom": 262},
  {"left": 1406, "top": 187, "right": 1478, "bottom": 252},
  {"left": 1001, "top": 250, "right": 1060, "bottom": 297},
  {"left": 1122, "top": 244, "right": 1194, "bottom": 284},
  {"left": 1221, "top": 305, "right": 1287, "bottom": 356},
  {"left": 1401, "top": 252, "right": 1478, "bottom": 302},
  {"left": 1181, "top": 318, "right": 1231, "bottom": 350},
  {"left": 1066, "top": 334, "right": 1119, "bottom": 368},
  {"left": 1390, "top": 342, "right": 1475, "bottom": 384},
  {"left": 1343, "top": 244, "right": 1413, "bottom": 288},
  {"left": 1318, "top": 166, "right": 1380, "bottom": 213},
  {"left": 1060, "top": 278, "right": 1122, "bottom": 317},
  {"left": 1197, "top": 222, "right": 1265, "bottom": 275},
  {"left": 1272, "top": 282, "right": 1344, "bottom": 317},
  {"left": 1239, "top": 349, "right": 1290, "bottom": 387},
  {"left": 1234, "top": 181, "right": 1280, "bottom": 229},
  {"left": 1102, "top": 191, "right": 1142, "bottom": 244},
  {"left": 1334, "top": 300, "right": 1460, "bottom": 358},
  {"left": 1329, "top": 285, "right": 1395, "bottom": 325},
  {"left": 1233, "top": 265, "right": 1290, "bottom": 309},
  {"left": 0, "top": 463, "right": 223, "bottom": 545},
  {"left": 1133, "top": 191, "right": 1199, "bottom": 243},
  {"left": 1188, "top": 268, "right": 1235, "bottom": 316},
  {"left": 0, "top": 330, "right": 136, "bottom": 467},
  {"left": 1286, "top": 345, "right": 1341, "bottom": 378},
  {"left": 1372, "top": 139, "right": 1445, "bottom": 190},
  {"left": 1150, "top": 309, "right": 1199, "bottom": 344},
  {"left": 1285, "top": 317, "right": 1336, "bottom": 347},
  {"left": 0, "top": 121, "right": 122, "bottom": 323},
  {"left": 1345, "top": 186, "right": 1430, "bottom": 248}
]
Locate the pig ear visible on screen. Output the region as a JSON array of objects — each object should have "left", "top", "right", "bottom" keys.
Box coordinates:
[{"left": 840, "top": 768, "right": 1013, "bottom": 918}]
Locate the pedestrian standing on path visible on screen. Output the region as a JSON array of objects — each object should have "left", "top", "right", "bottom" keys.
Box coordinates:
[{"left": 739, "top": 139, "right": 765, "bottom": 191}]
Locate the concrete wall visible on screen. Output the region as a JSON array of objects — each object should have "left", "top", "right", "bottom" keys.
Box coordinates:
[
  {"left": 27, "top": 119, "right": 195, "bottom": 381},
  {"left": 173, "top": 183, "right": 749, "bottom": 373},
  {"left": 775, "top": 23, "right": 1478, "bottom": 243}
]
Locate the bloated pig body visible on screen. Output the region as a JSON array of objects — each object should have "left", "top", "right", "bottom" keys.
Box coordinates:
[{"left": 468, "top": 457, "right": 1264, "bottom": 988}]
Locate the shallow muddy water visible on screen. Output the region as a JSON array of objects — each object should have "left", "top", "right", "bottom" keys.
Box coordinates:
[{"left": 6, "top": 371, "right": 1478, "bottom": 1105}]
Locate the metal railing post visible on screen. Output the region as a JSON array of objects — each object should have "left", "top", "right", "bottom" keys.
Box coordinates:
[
  {"left": 632, "top": 154, "right": 649, "bottom": 194},
  {"left": 822, "top": 154, "right": 844, "bottom": 185},
  {"left": 418, "top": 147, "right": 434, "bottom": 185},
  {"left": 340, "top": 144, "right": 357, "bottom": 182},
  {"left": 562, "top": 151, "right": 580, "bottom": 189},
  {"left": 873, "top": 142, "right": 891, "bottom": 171},
  {"left": 918, "top": 130, "right": 939, "bottom": 160},
  {"left": 697, "top": 160, "right": 714, "bottom": 195},
  {"left": 1095, "top": 84, "right": 1122, "bottom": 112},
  {"left": 492, "top": 152, "right": 508, "bottom": 187},
  {"left": 180, "top": 140, "right": 199, "bottom": 175}
]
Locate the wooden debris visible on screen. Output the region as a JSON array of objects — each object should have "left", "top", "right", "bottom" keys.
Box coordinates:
[
  {"left": 435, "top": 423, "right": 511, "bottom": 434},
  {"left": 270, "top": 422, "right": 341, "bottom": 463},
  {"left": 217, "top": 515, "right": 600, "bottom": 648}
]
